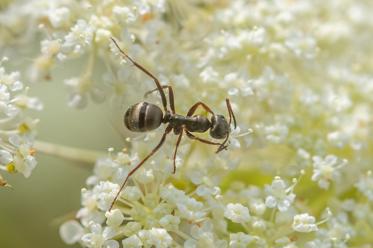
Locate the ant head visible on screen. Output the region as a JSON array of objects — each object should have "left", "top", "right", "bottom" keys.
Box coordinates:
[{"left": 210, "top": 114, "right": 229, "bottom": 139}]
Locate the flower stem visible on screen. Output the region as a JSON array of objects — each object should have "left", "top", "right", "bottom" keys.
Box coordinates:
[{"left": 34, "top": 140, "right": 105, "bottom": 164}]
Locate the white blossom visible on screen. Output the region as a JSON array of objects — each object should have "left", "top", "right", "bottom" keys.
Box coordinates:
[
  {"left": 265, "top": 177, "right": 296, "bottom": 212},
  {"left": 59, "top": 19, "right": 94, "bottom": 58},
  {"left": 81, "top": 222, "right": 119, "bottom": 248},
  {"left": 224, "top": 203, "right": 250, "bottom": 223},
  {"left": 138, "top": 228, "right": 172, "bottom": 248},
  {"left": 105, "top": 209, "right": 124, "bottom": 227},
  {"left": 0, "top": 61, "right": 41, "bottom": 180},
  {"left": 122, "top": 235, "right": 143, "bottom": 248},
  {"left": 292, "top": 213, "right": 318, "bottom": 232},
  {"left": 229, "top": 232, "right": 257, "bottom": 248},
  {"left": 48, "top": 7, "right": 71, "bottom": 28},
  {"left": 312, "top": 155, "right": 347, "bottom": 189},
  {"left": 159, "top": 214, "right": 180, "bottom": 230},
  {"left": 59, "top": 220, "right": 84, "bottom": 245},
  {"left": 122, "top": 186, "right": 142, "bottom": 201}
]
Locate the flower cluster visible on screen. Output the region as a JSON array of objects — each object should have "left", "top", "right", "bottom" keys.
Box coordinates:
[
  {"left": 0, "top": 58, "right": 42, "bottom": 184},
  {"left": 1, "top": 0, "right": 373, "bottom": 247},
  {"left": 47, "top": 0, "right": 373, "bottom": 246},
  {"left": 61, "top": 152, "right": 331, "bottom": 247}
]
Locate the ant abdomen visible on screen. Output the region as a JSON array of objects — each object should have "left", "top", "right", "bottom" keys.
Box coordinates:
[{"left": 124, "top": 102, "right": 163, "bottom": 132}]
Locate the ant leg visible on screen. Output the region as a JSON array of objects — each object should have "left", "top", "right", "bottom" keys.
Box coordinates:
[
  {"left": 109, "top": 125, "right": 173, "bottom": 211},
  {"left": 186, "top": 102, "right": 225, "bottom": 152},
  {"left": 145, "top": 85, "right": 175, "bottom": 114},
  {"left": 187, "top": 101, "right": 215, "bottom": 117},
  {"left": 110, "top": 37, "right": 168, "bottom": 112},
  {"left": 185, "top": 130, "right": 221, "bottom": 146},
  {"left": 172, "top": 130, "right": 183, "bottom": 174},
  {"left": 225, "top": 98, "right": 237, "bottom": 128},
  {"left": 216, "top": 135, "right": 229, "bottom": 153}
]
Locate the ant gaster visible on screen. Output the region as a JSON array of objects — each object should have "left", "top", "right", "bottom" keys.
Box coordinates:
[{"left": 109, "top": 37, "right": 237, "bottom": 211}]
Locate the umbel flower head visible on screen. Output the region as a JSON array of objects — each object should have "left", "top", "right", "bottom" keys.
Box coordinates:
[
  {"left": 61, "top": 150, "right": 329, "bottom": 248},
  {"left": 0, "top": 58, "right": 42, "bottom": 184},
  {"left": 1, "top": 0, "right": 373, "bottom": 247},
  {"left": 46, "top": 0, "right": 371, "bottom": 246}
]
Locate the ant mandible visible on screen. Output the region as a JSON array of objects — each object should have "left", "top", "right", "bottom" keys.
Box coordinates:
[{"left": 109, "top": 37, "right": 237, "bottom": 211}]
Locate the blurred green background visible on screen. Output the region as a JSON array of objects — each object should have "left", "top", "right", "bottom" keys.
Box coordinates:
[{"left": 0, "top": 58, "right": 124, "bottom": 247}]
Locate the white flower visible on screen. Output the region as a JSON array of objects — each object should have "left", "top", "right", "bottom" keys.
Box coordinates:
[
  {"left": 196, "top": 185, "right": 221, "bottom": 197},
  {"left": 176, "top": 197, "right": 206, "bottom": 221},
  {"left": 113, "top": 6, "right": 137, "bottom": 24},
  {"left": 122, "top": 235, "right": 143, "bottom": 248},
  {"left": 59, "top": 220, "right": 84, "bottom": 245},
  {"left": 224, "top": 203, "right": 250, "bottom": 223},
  {"left": 264, "top": 123, "right": 289, "bottom": 144},
  {"left": 81, "top": 222, "right": 119, "bottom": 248},
  {"left": 0, "top": 84, "right": 10, "bottom": 101},
  {"left": 249, "top": 200, "right": 266, "bottom": 216},
  {"left": 297, "top": 148, "right": 310, "bottom": 160},
  {"left": 184, "top": 239, "right": 197, "bottom": 248},
  {"left": 189, "top": 221, "right": 227, "bottom": 247},
  {"left": 122, "top": 186, "right": 142, "bottom": 201},
  {"left": 312, "top": 155, "right": 347, "bottom": 189},
  {"left": 159, "top": 214, "right": 180, "bottom": 230},
  {"left": 59, "top": 19, "right": 94, "bottom": 58},
  {"left": 229, "top": 232, "right": 256, "bottom": 248},
  {"left": 122, "top": 222, "right": 142, "bottom": 237},
  {"left": 79, "top": 181, "right": 120, "bottom": 222},
  {"left": 88, "top": 158, "right": 120, "bottom": 185},
  {"left": 138, "top": 228, "right": 172, "bottom": 248},
  {"left": 265, "top": 177, "right": 296, "bottom": 212},
  {"left": 252, "top": 219, "right": 266, "bottom": 231},
  {"left": 13, "top": 95, "right": 43, "bottom": 111},
  {"left": 316, "top": 213, "right": 355, "bottom": 247},
  {"left": 95, "top": 28, "right": 112, "bottom": 44},
  {"left": 0, "top": 62, "right": 41, "bottom": 179},
  {"left": 13, "top": 152, "right": 36, "bottom": 178},
  {"left": 200, "top": 66, "right": 219, "bottom": 84},
  {"left": 64, "top": 76, "right": 105, "bottom": 109},
  {"left": 285, "top": 33, "right": 317, "bottom": 59},
  {"left": 160, "top": 184, "right": 189, "bottom": 204},
  {"left": 105, "top": 209, "right": 124, "bottom": 227},
  {"left": 48, "top": 7, "right": 71, "bottom": 28},
  {"left": 292, "top": 213, "right": 318, "bottom": 232},
  {"left": 8, "top": 135, "right": 37, "bottom": 178},
  {"left": 0, "top": 150, "right": 12, "bottom": 166},
  {"left": 0, "top": 67, "right": 22, "bottom": 90}
]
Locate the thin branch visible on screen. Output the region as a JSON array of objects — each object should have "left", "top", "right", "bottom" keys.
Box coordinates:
[{"left": 34, "top": 140, "right": 106, "bottom": 164}]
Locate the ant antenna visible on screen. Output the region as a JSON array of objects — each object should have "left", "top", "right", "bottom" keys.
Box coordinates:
[{"left": 110, "top": 37, "right": 169, "bottom": 113}]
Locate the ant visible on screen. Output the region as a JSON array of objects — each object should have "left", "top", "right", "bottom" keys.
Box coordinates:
[{"left": 109, "top": 37, "right": 237, "bottom": 211}]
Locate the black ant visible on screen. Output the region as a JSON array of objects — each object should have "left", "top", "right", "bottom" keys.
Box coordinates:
[{"left": 109, "top": 37, "right": 237, "bottom": 210}]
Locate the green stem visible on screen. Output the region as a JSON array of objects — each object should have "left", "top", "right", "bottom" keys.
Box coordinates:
[{"left": 34, "top": 140, "right": 106, "bottom": 164}]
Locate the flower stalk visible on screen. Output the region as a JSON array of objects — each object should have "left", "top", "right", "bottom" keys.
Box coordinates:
[{"left": 34, "top": 140, "right": 105, "bottom": 164}]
